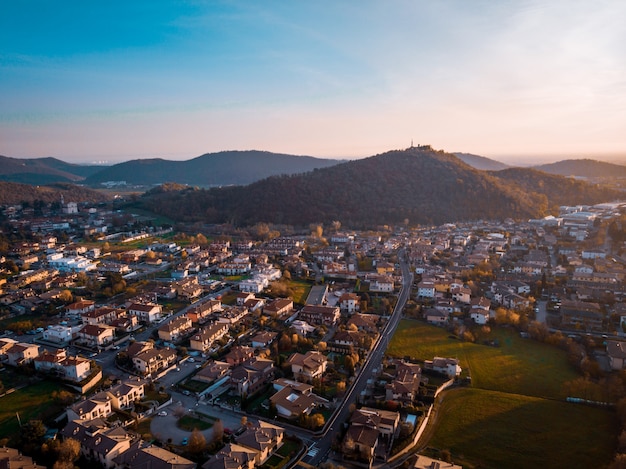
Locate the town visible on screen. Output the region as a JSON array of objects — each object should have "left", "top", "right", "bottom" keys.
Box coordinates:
[{"left": 1, "top": 197, "right": 626, "bottom": 469}]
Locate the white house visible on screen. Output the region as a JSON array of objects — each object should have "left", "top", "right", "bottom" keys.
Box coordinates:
[
  {"left": 127, "top": 302, "right": 162, "bottom": 323},
  {"left": 418, "top": 280, "right": 436, "bottom": 298},
  {"left": 43, "top": 325, "right": 74, "bottom": 344}
]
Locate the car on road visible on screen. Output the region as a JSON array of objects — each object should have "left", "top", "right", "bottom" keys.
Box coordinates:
[
  {"left": 187, "top": 357, "right": 195, "bottom": 363},
  {"left": 158, "top": 411, "right": 167, "bottom": 417},
  {"left": 181, "top": 438, "right": 188, "bottom": 446}
]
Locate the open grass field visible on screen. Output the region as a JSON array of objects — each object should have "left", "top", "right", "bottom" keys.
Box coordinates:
[
  {"left": 388, "top": 319, "right": 618, "bottom": 468},
  {"left": 429, "top": 388, "right": 618, "bottom": 469},
  {"left": 387, "top": 319, "right": 578, "bottom": 399},
  {"left": 0, "top": 380, "right": 66, "bottom": 442},
  {"left": 285, "top": 279, "right": 313, "bottom": 305}
]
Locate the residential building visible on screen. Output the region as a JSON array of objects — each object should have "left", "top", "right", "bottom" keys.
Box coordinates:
[
  {"left": 298, "top": 305, "right": 340, "bottom": 326},
  {"left": 128, "top": 302, "right": 162, "bottom": 323},
  {"left": 269, "top": 382, "right": 327, "bottom": 420},
  {"left": 158, "top": 315, "right": 193, "bottom": 342},
  {"left": 287, "top": 350, "right": 328, "bottom": 383},
  {"left": 61, "top": 419, "right": 133, "bottom": 469},
  {"left": 0, "top": 447, "right": 45, "bottom": 469},
  {"left": 263, "top": 298, "right": 294, "bottom": 318},
  {"left": 131, "top": 343, "right": 177, "bottom": 376},
  {"left": 114, "top": 443, "right": 195, "bottom": 469},
  {"left": 77, "top": 324, "right": 116, "bottom": 348},
  {"left": 189, "top": 323, "right": 229, "bottom": 352},
  {"left": 34, "top": 349, "right": 91, "bottom": 382},
  {"left": 339, "top": 292, "right": 360, "bottom": 313},
  {"left": 4, "top": 342, "right": 40, "bottom": 366}
]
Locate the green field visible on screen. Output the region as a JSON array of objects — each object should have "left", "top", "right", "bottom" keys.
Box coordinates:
[
  {"left": 388, "top": 319, "right": 578, "bottom": 399},
  {"left": 388, "top": 320, "right": 618, "bottom": 468},
  {"left": 285, "top": 279, "right": 313, "bottom": 305},
  {"left": 177, "top": 414, "right": 214, "bottom": 431},
  {"left": 429, "top": 388, "right": 617, "bottom": 469},
  {"left": 0, "top": 380, "right": 67, "bottom": 442}
]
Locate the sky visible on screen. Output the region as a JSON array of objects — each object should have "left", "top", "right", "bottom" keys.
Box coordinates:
[{"left": 1, "top": 1, "right": 626, "bottom": 165}]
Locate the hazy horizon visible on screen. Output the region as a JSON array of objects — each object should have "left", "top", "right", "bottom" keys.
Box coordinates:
[
  {"left": 2, "top": 1, "right": 625, "bottom": 164},
  {"left": 4, "top": 148, "right": 626, "bottom": 168}
]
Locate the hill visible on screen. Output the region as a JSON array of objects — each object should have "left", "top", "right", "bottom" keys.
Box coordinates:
[
  {"left": 0, "top": 155, "right": 102, "bottom": 184},
  {"left": 532, "top": 158, "right": 626, "bottom": 178},
  {"left": 0, "top": 182, "right": 110, "bottom": 205},
  {"left": 488, "top": 167, "right": 620, "bottom": 212},
  {"left": 454, "top": 152, "right": 510, "bottom": 171},
  {"left": 84, "top": 150, "right": 343, "bottom": 186},
  {"left": 136, "top": 147, "right": 622, "bottom": 228}
]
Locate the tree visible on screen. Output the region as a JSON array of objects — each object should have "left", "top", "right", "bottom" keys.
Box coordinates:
[
  {"left": 52, "top": 390, "right": 75, "bottom": 405},
  {"left": 46, "top": 438, "right": 80, "bottom": 469},
  {"left": 20, "top": 419, "right": 46, "bottom": 452},
  {"left": 212, "top": 419, "right": 224, "bottom": 443},
  {"left": 310, "top": 413, "right": 325, "bottom": 429},
  {"left": 58, "top": 290, "right": 73, "bottom": 303},
  {"left": 188, "top": 428, "right": 206, "bottom": 455},
  {"left": 345, "top": 355, "right": 355, "bottom": 376}
]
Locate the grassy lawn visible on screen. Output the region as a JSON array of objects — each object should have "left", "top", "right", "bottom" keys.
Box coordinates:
[
  {"left": 388, "top": 319, "right": 578, "bottom": 399},
  {"left": 261, "top": 454, "right": 284, "bottom": 469},
  {"left": 0, "top": 380, "right": 67, "bottom": 442},
  {"left": 285, "top": 279, "right": 313, "bottom": 305},
  {"left": 429, "top": 388, "right": 617, "bottom": 469},
  {"left": 177, "top": 415, "right": 213, "bottom": 431},
  {"left": 135, "top": 418, "right": 153, "bottom": 439},
  {"left": 181, "top": 379, "right": 210, "bottom": 393},
  {"left": 277, "top": 438, "right": 300, "bottom": 457}
]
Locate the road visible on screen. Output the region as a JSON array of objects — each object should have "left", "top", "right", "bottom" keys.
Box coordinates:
[{"left": 304, "top": 249, "right": 414, "bottom": 465}]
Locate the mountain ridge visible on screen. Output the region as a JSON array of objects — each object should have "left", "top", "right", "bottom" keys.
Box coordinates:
[
  {"left": 532, "top": 158, "right": 626, "bottom": 178},
  {"left": 136, "top": 147, "right": 622, "bottom": 228},
  {"left": 84, "top": 150, "right": 344, "bottom": 186}
]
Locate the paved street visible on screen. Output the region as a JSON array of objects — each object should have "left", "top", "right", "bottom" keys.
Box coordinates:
[
  {"left": 150, "top": 392, "right": 243, "bottom": 445},
  {"left": 304, "top": 249, "right": 413, "bottom": 465}
]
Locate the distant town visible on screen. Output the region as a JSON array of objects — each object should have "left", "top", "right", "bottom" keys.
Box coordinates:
[{"left": 1, "top": 197, "right": 626, "bottom": 469}]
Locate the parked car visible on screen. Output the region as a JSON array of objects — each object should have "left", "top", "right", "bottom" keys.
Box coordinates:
[
  {"left": 158, "top": 411, "right": 167, "bottom": 417},
  {"left": 181, "top": 438, "right": 188, "bottom": 446}
]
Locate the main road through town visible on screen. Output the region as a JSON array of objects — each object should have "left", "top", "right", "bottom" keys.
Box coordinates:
[{"left": 304, "top": 249, "right": 414, "bottom": 465}]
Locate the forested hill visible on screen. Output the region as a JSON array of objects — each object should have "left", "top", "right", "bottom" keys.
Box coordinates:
[
  {"left": 0, "top": 182, "right": 110, "bottom": 205},
  {"left": 136, "top": 147, "right": 621, "bottom": 228},
  {"left": 489, "top": 168, "right": 621, "bottom": 210},
  {"left": 532, "top": 159, "right": 626, "bottom": 178},
  {"left": 84, "top": 150, "right": 343, "bottom": 186},
  {"left": 0, "top": 155, "right": 102, "bottom": 184},
  {"left": 454, "top": 152, "right": 510, "bottom": 171}
]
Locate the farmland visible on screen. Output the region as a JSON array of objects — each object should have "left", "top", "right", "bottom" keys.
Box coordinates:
[{"left": 388, "top": 319, "right": 618, "bottom": 468}]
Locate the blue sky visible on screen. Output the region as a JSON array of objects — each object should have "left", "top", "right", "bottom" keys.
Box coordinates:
[{"left": 1, "top": 1, "right": 625, "bottom": 164}]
